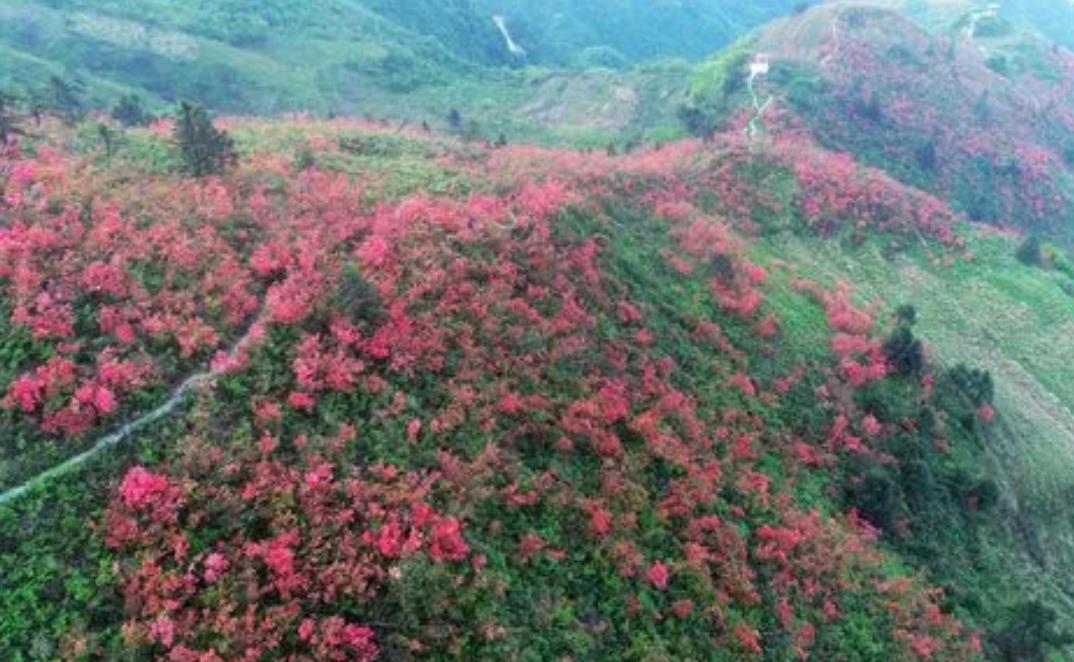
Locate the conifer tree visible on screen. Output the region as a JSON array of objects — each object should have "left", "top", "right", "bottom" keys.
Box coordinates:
[
  {"left": 446, "top": 107, "right": 463, "bottom": 131},
  {"left": 0, "top": 90, "right": 23, "bottom": 144},
  {"left": 174, "top": 101, "right": 236, "bottom": 177},
  {"left": 97, "top": 124, "right": 116, "bottom": 163},
  {"left": 111, "top": 94, "right": 151, "bottom": 127},
  {"left": 45, "top": 76, "right": 84, "bottom": 123}
]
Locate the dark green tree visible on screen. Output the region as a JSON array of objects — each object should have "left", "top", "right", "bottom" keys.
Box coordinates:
[
  {"left": 990, "top": 601, "right": 1074, "bottom": 661},
  {"left": 854, "top": 90, "right": 884, "bottom": 123},
  {"left": 884, "top": 305, "right": 925, "bottom": 376},
  {"left": 111, "top": 94, "right": 151, "bottom": 127},
  {"left": 1016, "top": 235, "right": 1043, "bottom": 267},
  {"left": 97, "top": 123, "right": 117, "bottom": 163},
  {"left": 174, "top": 101, "right": 236, "bottom": 177},
  {"left": 846, "top": 468, "right": 898, "bottom": 531},
  {"left": 944, "top": 365, "right": 994, "bottom": 407},
  {"left": 0, "top": 90, "right": 24, "bottom": 144},
  {"left": 916, "top": 139, "right": 938, "bottom": 172},
  {"left": 678, "top": 102, "right": 723, "bottom": 139},
  {"left": 45, "top": 75, "right": 84, "bottom": 123},
  {"left": 334, "top": 263, "right": 383, "bottom": 327},
  {"left": 894, "top": 304, "right": 918, "bottom": 327},
  {"left": 293, "top": 146, "right": 316, "bottom": 172},
  {"left": 446, "top": 107, "right": 463, "bottom": 131}
]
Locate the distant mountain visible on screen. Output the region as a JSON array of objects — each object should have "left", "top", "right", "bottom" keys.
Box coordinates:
[
  {"left": 0, "top": 0, "right": 804, "bottom": 117},
  {"left": 471, "top": 0, "right": 808, "bottom": 67}
]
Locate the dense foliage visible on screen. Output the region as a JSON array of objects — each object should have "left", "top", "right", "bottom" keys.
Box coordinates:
[
  {"left": 703, "top": 5, "right": 1074, "bottom": 246},
  {"left": 2, "top": 5, "right": 1074, "bottom": 658},
  {"left": 0, "top": 95, "right": 1055, "bottom": 658},
  {"left": 0, "top": 0, "right": 800, "bottom": 121},
  {"left": 174, "top": 102, "right": 236, "bottom": 177}
]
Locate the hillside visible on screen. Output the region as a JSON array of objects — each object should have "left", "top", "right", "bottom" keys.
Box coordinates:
[
  {"left": 685, "top": 3, "right": 1074, "bottom": 244},
  {"left": 1, "top": 96, "right": 1073, "bottom": 659},
  {"left": 671, "top": 1, "right": 1074, "bottom": 656},
  {"left": 0, "top": 0, "right": 800, "bottom": 129},
  {"left": 4, "top": 2, "right": 1074, "bottom": 661}
]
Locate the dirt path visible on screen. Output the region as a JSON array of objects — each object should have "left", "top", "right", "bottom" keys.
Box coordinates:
[
  {"left": 746, "top": 56, "right": 774, "bottom": 140},
  {"left": 819, "top": 8, "right": 843, "bottom": 69},
  {"left": 963, "top": 4, "right": 999, "bottom": 41},
  {"left": 493, "top": 15, "right": 526, "bottom": 58},
  {"left": 0, "top": 314, "right": 266, "bottom": 508}
]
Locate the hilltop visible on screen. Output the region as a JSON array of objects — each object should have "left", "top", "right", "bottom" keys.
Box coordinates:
[{"left": 685, "top": 2, "right": 1074, "bottom": 243}]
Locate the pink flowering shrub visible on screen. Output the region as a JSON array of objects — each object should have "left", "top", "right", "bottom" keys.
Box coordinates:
[{"left": 103, "top": 432, "right": 470, "bottom": 659}]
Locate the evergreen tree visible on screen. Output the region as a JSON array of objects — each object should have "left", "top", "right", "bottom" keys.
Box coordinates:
[
  {"left": 97, "top": 123, "right": 117, "bottom": 163},
  {"left": 174, "top": 101, "right": 236, "bottom": 177},
  {"left": 111, "top": 94, "right": 151, "bottom": 127},
  {"left": 894, "top": 304, "right": 918, "bottom": 327},
  {"left": 446, "top": 107, "right": 463, "bottom": 131},
  {"left": 0, "top": 90, "right": 24, "bottom": 144},
  {"left": 991, "top": 601, "right": 1074, "bottom": 661},
  {"left": 45, "top": 76, "right": 84, "bottom": 123},
  {"left": 335, "top": 263, "right": 383, "bottom": 327},
  {"left": 884, "top": 305, "right": 925, "bottom": 376},
  {"left": 1016, "top": 235, "right": 1043, "bottom": 267}
]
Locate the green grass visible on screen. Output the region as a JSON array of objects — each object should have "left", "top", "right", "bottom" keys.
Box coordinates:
[
  {"left": 0, "top": 0, "right": 801, "bottom": 148},
  {"left": 0, "top": 400, "right": 198, "bottom": 660},
  {"left": 751, "top": 226, "right": 1074, "bottom": 633}
]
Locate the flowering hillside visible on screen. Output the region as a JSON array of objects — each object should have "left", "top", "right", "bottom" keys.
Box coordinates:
[
  {"left": 690, "top": 4, "right": 1074, "bottom": 245},
  {"left": 0, "top": 111, "right": 1067, "bottom": 661}
]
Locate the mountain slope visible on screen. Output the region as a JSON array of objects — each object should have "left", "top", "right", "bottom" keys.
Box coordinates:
[
  {"left": 2, "top": 98, "right": 1074, "bottom": 657},
  {"left": 687, "top": 3, "right": 1074, "bottom": 243},
  {"left": 472, "top": 0, "right": 806, "bottom": 66},
  {"left": 0, "top": 0, "right": 802, "bottom": 121},
  {"left": 674, "top": 2, "right": 1074, "bottom": 652},
  {"left": 4, "top": 2, "right": 1074, "bottom": 660}
]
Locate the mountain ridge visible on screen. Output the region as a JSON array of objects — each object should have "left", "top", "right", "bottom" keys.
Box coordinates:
[{"left": 3, "top": 2, "right": 1074, "bottom": 660}]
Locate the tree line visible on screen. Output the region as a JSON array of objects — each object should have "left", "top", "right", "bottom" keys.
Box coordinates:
[{"left": 1, "top": 77, "right": 235, "bottom": 178}]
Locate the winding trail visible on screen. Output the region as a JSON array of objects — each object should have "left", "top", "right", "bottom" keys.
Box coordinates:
[
  {"left": 493, "top": 15, "right": 526, "bottom": 58},
  {"left": 0, "top": 314, "right": 266, "bottom": 508},
  {"left": 745, "top": 55, "right": 773, "bottom": 140},
  {"left": 819, "top": 9, "right": 843, "bottom": 70},
  {"left": 963, "top": 4, "right": 1000, "bottom": 41}
]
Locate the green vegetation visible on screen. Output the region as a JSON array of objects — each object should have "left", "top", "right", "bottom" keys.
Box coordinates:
[
  {"left": 0, "top": 90, "right": 23, "bottom": 143},
  {"left": 0, "top": 112, "right": 993, "bottom": 661},
  {"left": 679, "top": 38, "right": 754, "bottom": 137},
  {"left": 752, "top": 227, "right": 1074, "bottom": 653},
  {"left": 110, "top": 94, "right": 151, "bottom": 127},
  {"left": 0, "top": 0, "right": 799, "bottom": 145},
  {"left": 174, "top": 101, "right": 236, "bottom": 176},
  {"left": 4, "top": 2, "right": 1074, "bottom": 659}
]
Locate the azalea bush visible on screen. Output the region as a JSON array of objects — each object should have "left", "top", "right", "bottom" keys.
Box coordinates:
[{"left": 0, "top": 116, "right": 1002, "bottom": 659}]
